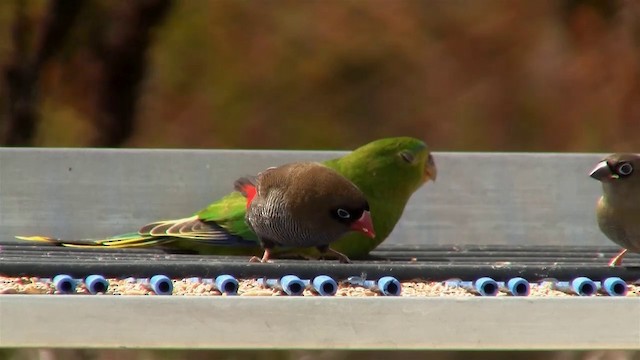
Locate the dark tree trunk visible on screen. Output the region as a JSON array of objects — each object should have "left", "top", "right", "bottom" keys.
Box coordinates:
[
  {"left": 91, "top": 0, "right": 173, "bottom": 147},
  {"left": 1, "top": 0, "right": 83, "bottom": 146}
]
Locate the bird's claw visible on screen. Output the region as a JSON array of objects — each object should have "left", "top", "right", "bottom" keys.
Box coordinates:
[
  {"left": 249, "top": 249, "right": 273, "bottom": 263},
  {"left": 608, "top": 259, "right": 621, "bottom": 267},
  {"left": 608, "top": 249, "right": 628, "bottom": 267},
  {"left": 326, "top": 248, "right": 351, "bottom": 263}
]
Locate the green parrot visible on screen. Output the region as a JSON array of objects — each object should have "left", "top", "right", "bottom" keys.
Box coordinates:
[{"left": 17, "top": 137, "right": 437, "bottom": 259}]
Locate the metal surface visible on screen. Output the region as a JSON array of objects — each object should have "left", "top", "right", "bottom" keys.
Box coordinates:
[
  {"left": 0, "top": 149, "right": 609, "bottom": 247},
  {"left": 1, "top": 148, "right": 332, "bottom": 242},
  {"left": 2, "top": 149, "right": 637, "bottom": 351},
  {"left": 2, "top": 244, "right": 640, "bottom": 280},
  {"left": 0, "top": 295, "right": 638, "bottom": 350}
]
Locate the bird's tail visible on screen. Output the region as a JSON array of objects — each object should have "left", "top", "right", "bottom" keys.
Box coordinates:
[
  {"left": 15, "top": 233, "right": 168, "bottom": 248},
  {"left": 15, "top": 215, "right": 256, "bottom": 249},
  {"left": 15, "top": 235, "right": 63, "bottom": 244}
]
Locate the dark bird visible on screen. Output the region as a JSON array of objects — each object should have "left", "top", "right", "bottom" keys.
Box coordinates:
[
  {"left": 590, "top": 153, "right": 640, "bottom": 266},
  {"left": 235, "top": 162, "right": 375, "bottom": 263}
]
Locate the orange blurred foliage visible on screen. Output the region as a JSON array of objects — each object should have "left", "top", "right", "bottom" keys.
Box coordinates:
[{"left": 2, "top": 0, "right": 640, "bottom": 152}]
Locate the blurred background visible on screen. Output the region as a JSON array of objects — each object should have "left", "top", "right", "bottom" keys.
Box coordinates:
[
  {"left": 1, "top": 0, "right": 640, "bottom": 152},
  {"left": 1, "top": 350, "right": 639, "bottom": 360},
  {"left": 1, "top": 0, "right": 639, "bottom": 359}
]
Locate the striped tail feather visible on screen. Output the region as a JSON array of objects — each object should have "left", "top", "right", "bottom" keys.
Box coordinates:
[
  {"left": 14, "top": 234, "right": 171, "bottom": 248},
  {"left": 14, "top": 236, "right": 63, "bottom": 244},
  {"left": 15, "top": 216, "right": 257, "bottom": 249}
]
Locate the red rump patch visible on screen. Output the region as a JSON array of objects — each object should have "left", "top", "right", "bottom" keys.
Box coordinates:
[
  {"left": 234, "top": 177, "right": 257, "bottom": 208},
  {"left": 241, "top": 184, "right": 256, "bottom": 208}
]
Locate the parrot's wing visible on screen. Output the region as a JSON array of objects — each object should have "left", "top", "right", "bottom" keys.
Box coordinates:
[
  {"left": 194, "top": 191, "right": 259, "bottom": 241},
  {"left": 136, "top": 215, "right": 256, "bottom": 246}
]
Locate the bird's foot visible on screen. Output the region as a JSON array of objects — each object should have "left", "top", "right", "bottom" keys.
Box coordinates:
[
  {"left": 608, "top": 249, "right": 628, "bottom": 267},
  {"left": 249, "top": 249, "right": 273, "bottom": 263},
  {"left": 326, "top": 248, "right": 351, "bottom": 264}
]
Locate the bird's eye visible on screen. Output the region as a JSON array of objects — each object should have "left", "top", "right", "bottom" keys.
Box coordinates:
[
  {"left": 336, "top": 208, "right": 351, "bottom": 219},
  {"left": 617, "top": 162, "right": 633, "bottom": 176},
  {"left": 400, "top": 151, "right": 415, "bottom": 164}
]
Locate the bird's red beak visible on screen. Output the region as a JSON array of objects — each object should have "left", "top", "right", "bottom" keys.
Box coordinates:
[{"left": 350, "top": 210, "right": 376, "bottom": 238}]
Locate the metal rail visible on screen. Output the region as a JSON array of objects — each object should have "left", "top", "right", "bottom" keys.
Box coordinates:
[
  {"left": 1, "top": 296, "right": 638, "bottom": 349},
  {"left": 1, "top": 244, "right": 639, "bottom": 281}
]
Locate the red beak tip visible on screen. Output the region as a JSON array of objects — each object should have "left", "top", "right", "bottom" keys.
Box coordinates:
[
  {"left": 362, "top": 228, "right": 376, "bottom": 238},
  {"left": 350, "top": 211, "right": 376, "bottom": 238}
]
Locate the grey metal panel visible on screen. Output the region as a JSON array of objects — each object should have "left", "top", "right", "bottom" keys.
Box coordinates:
[
  {"left": 0, "top": 149, "right": 608, "bottom": 246},
  {"left": 398, "top": 152, "right": 607, "bottom": 246},
  {"left": 0, "top": 296, "right": 638, "bottom": 349},
  {"left": 1, "top": 151, "right": 635, "bottom": 351},
  {"left": 0, "top": 148, "right": 339, "bottom": 241}
]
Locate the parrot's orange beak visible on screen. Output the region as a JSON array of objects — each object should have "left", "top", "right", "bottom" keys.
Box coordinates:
[
  {"left": 424, "top": 154, "right": 437, "bottom": 183},
  {"left": 350, "top": 210, "right": 376, "bottom": 238}
]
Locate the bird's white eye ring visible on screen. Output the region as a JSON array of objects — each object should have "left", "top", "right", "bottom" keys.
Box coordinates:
[
  {"left": 336, "top": 209, "right": 351, "bottom": 219},
  {"left": 617, "top": 162, "right": 633, "bottom": 176}
]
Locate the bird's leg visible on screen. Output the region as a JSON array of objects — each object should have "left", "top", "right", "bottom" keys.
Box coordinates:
[
  {"left": 250, "top": 249, "right": 272, "bottom": 263},
  {"left": 608, "top": 248, "right": 628, "bottom": 267},
  {"left": 250, "top": 239, "right": 275, "bottom": 263},
  {"left": 258, "top": 249, "right": 273, "bottom": 262},
  {"left": 317, "top": 245, "right": 351, "bottom": 263}
]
